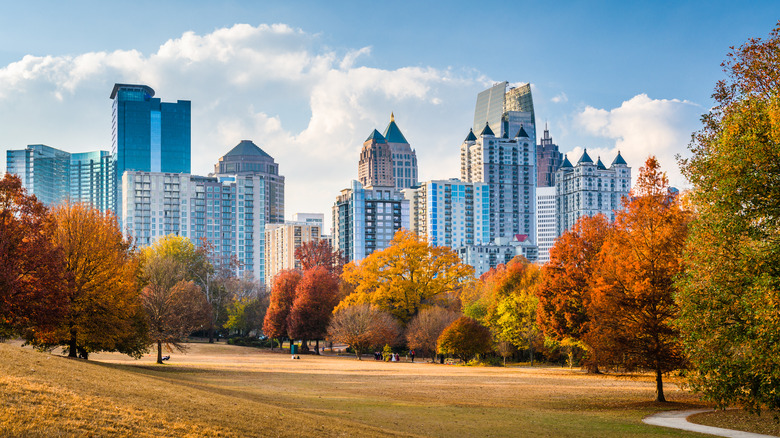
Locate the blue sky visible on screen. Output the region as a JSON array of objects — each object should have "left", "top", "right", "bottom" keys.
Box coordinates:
[{"left": 1, "top": 1, "right": 777, "bottom": 225}]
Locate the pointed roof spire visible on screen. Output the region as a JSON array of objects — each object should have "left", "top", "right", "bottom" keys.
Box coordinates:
[
  {"left": 479, "top": 122, "right": 495, "bottom": 137},
  {"left": 502, "top": 130, "right": 509, "bottom": 139},
  {"left": 515, "top": 124, "right": 529, "bottom": 138},
  {"left": 223, "top": 140, "right": 271, "bottom": 159},
  {"left": 365, "top": 129, "right": 387, "bottom": 143},
  {"left": 578, "top": 148, "right": 593, "bottom": 164},
  {"left": 464, "top": 128, "right": 477, "bottom": 142},
  {"left": 561, "top": 154, "right": 573, "bottom": 168},
  {"left": 612, "top": 150, "right": 628, "bottom": 166},
  {"left": 383, "top": 114, "right": 408, "bottom": 144},
  {"left": 596, "top": 156, "right": 607, "bottom": 170}
]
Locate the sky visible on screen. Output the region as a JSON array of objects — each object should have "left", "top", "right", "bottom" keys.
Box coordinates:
[{"left": 1, "top": 1, "right": 777, "bottom": 230}]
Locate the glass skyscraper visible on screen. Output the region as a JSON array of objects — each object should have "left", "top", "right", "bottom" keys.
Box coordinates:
[
  {"left": 70, "top": 151, "right": 115, "bottom": 212},
  {"left": 111, "top": 83, "right": 191, "bottom": 177},
  {"left": 473, "top": 81, "right": 536, "bottom": 145}
]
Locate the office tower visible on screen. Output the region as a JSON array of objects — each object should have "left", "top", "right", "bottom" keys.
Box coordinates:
[
  {"left": 473, "top": 82, "right": 536, "bottom": 144},
  {"left": 111, "top": 84, "right": 191, "bottom": 176},
  {"left": 456, "top": 235, "right": 538, "bottom": 277},
  {"left": 120, "top": 171, "right": 266, "bottom": 282},
  {"left": 264, "top": 221, "right": 322, "bottom": 285},
  {"left": 70, "top": 151, "right": 115, "bottom": 212},
  {"left": 556, "top": 150, "right": 631, "bottom": 236},
  {"left": 332, "top": 180, "right": 409, "bottom": 263},
  {"left": 460, "top": 123, "right": 537, "bottom": 244},
  {"left": 6, "top": 144, "right": 70, "bottom": 206},
  {"left": 535, "top": 186, "right": 557, "bottom": 263},
  {"left": 382, "top": 113, "right": 418, "bottom": 190},
  {"left": 536, "top": 124, "right": 563, "bottom": 187},
  {"left": 402, "top": 179, "right": 490, "bottom": 248},
  {"left": 358, "top": 130, "right": 394, "bottom": 188},
  {"left": 214, "top": 140, "right": 285, "bottom": 224}
]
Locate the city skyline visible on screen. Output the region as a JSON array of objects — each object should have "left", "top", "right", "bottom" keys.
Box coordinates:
[{"left": 0, "top": 2, "right": 776, "bottom": 230}]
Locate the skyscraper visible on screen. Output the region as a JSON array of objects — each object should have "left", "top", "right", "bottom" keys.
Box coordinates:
[
  {"left": 111, "top": 83, "right": 191, "bottom": 177},
  {"left": 70, "top": 151, "right": 115, "bottom": 212},
  {"left": 473, "top": 82, "right": 536, "bottom": 144},
  {"left": 555, "top": 150, "right": 631, "bottom": 236},
  {"left": 358, "top": 129, "right": 394, "bottom": 188},
  {"left": 6, "top": 144, "right": 70, "bottom": 206},
  {"left": 214, "top": 140, "right": 285, "bottom": 224},
  {"left": 536, "top": 124, "right": 563, "bottom": 187},
  {"left": 382, "top": 113, "right": 418, "bottom": 190},
  {"left": 460, "top": 123, "right": 537, "bottom": 243}
]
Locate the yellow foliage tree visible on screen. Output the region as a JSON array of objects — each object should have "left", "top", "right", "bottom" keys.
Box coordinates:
[{"left": 339, "top": 230, "right": 473, "bottom": 323}]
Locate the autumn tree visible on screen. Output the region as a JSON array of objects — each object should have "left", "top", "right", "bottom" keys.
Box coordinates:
[
  {"left": 339, "top": 230, "right": 474, "bottom": 323},
  {"left": 437, "top": 316, "right": 493, "bottom": 362},
  {"left": 536, "top": 214, "right": 610, "bottom": 369},
  {"left": 295, "top": 239, "right": 345, "bottom": 275},
  {"left": 677, "top": 22, "right": 780, "bottom": 413},
  {"left": 0, "top": 174, "right": 67, "bottom": 340},
  {"left": 262, "top": 270, "right": 302, "bottom": 349},
  {"left": 327, "top": 304, "right": 401, "bottom": 359},
  {"left": 405, "top": 307, "right": 461, "bottom": 361},
  {"left": 140, "top": 251, "right": 210, "bottom": 364},
  {"left": 32, "top": 203, "right": 148, "bottom": 359},
  {"left": 225, "top": 295, "right": 269, "bottom": 337},
  {"left": 589, "top": 157, "right": 690, "bottom": 402},
  {"left": 287, "top": 267, "right": 340, "bottom": 354}
]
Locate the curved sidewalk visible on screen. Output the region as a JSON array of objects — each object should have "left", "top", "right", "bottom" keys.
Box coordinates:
[{"left": 643, "top": 409, "right": 778, "bottom": 438}]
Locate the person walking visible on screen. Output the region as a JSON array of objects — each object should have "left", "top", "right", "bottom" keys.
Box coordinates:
[{"left": 410, "top": 349, "right": 415, "bottom": 362}]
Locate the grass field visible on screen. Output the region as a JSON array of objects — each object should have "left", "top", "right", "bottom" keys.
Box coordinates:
[{"left": 0, "top": 341, "right": 763, "bottom": 437}]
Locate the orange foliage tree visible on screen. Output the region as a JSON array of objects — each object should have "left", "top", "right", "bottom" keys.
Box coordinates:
[
  {"left": 33, "top": 203, "right": 148, "bottom": 359},
  {"left": 295, "top": 239, "right": 345, "bottom": 276},
  {"left": 0, "top": 174, "right": 66, "bottom": 339},
  {"left": 436, "top": 316, "right": 493, "bottom": 362},
  {"left": 590, "top": 157, "right": 690, "bottom": 402},
  {"left": 262, "top": 269, "right": 302, "bottom": 349},
  {"left": 536, "top": 214, "right": 610, "bottom": 369},
  {"left": 287, "top": 266, "right": 341, "bottom": 354}
]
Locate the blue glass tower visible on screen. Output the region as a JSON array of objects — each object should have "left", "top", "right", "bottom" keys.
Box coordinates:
[{"left": 110, "top": 83, "right": 191, "bottom": 177}]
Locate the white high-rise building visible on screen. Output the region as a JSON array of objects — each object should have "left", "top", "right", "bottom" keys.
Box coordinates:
[
  {"left": 460, "top": 123, "right": 537, "bottom": 244},
  {"left": 120, "top": 171, "right": 266, "bottom": 282},
  {"left": 535, "top": 186, "right": 557, "bottom": 263},
  {"left": 264, "top": 220, "right": 321, "bottom": 285},
  {"left": 402, "top": 179, "right": 490, "bottom": 248},
  {"left": 555, "top": 150, "right": 631, "bottom": 236}
]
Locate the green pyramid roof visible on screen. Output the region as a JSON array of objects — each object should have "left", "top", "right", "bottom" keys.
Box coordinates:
[
  {"left": 596, "top": 156, "right": 607, "bottom": 170},
  {"left": 464, "top": 129, "right": 477, "bottom": 142},
  {"left": 612, "top": 151, "right": 627, "bottom": 166},
  {"left": 515, "top": 125, "right": 529, "bottom": 138},
  {"left": 365, "top": 129, "right": 386, "bottom": 143},
  {"left": 578, "top": 149, "right": 594, "bottom": 164},
  {"left": 561, "top": 155, "right": 573, "bottom": 168},
  {"left": 383, "top": 114, "right": 409, "bottom": 144},
  {"left": 223, "top": 140, "right": 271, "bottom": 159},
  {"left": 479, "top": 122, "right": 495, "bottom": 137}
]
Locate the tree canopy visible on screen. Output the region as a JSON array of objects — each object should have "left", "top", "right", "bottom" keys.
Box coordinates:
[
  {"left": 339, "top": 230, "right": 473, "bottom": 323},
  {"left": 327, "top": 304, "right": 401, "bottom": 360},
  {"left": 677, "top": 21, "right": 780, "bottom": 413},
  {"left": 437, "top": 316, "right": 492, "bottom": 362}
]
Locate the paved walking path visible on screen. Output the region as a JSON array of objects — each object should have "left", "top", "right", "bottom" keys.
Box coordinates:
[{"left": 643, "top": 409, "right": 778, "bottom": 437}]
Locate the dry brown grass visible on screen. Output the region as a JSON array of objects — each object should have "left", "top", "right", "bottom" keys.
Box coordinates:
[
  {"left": 689, "top": 409, "right": 780, "bottom": 436},
  {"left": 1, "top": 341, "right": 713, "bottom": 437}
]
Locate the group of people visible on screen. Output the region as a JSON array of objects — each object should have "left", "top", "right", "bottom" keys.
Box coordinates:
[{"left": 373, "top": 350, "right": 416, "bottom": 362}]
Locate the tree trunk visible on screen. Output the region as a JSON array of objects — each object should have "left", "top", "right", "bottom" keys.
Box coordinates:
[
  {"left": 315, "top": 339, "right": 320, "bottom": 355},
  {"left": 655, "top": 366, "right": 666, "bottom": 402},
  {"left": 157, "top": 341, "right": 163, "bottom": 364},
  {"left": 68, "top": 332, "right": 78, "bottom": 358},
  {"left": 300, "top": 339, "right": 309, "bottom": 353},
  {"left": 208, "top": 323, "right": 215, "bottom": 343},
  {"left": 355, "top": 348, "right": 361, "bottom": 360},
  {"left": 567, "top": 346, "right": 574, "bottom": 369}
]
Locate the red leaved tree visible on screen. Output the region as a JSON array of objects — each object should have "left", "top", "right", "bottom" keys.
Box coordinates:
[
  {"left": 287, "top": 266, "right": 340, "bottom": 355},
  {"left": 262, "top": 270, "right": 302, "bottom": 349},
  {"left": 590, "top": 156, "right": 690, "bottom": 402},
  {"left": 295, "top": 239, "right": 345, "bottom": 276},
  {"left": 0, "top": 174, "right": 67, "bottom": 340},
  {"left": 536, "top": 214, "right": 610, "bottom": 370}
]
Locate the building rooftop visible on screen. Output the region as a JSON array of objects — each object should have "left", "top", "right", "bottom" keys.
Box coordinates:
[
  {"left": 365, "top": 129, "right": 387, "bottom": 143},
  {"left": 578, "top": 149, "right": 594, "bottom": 164},
  {"left": 383, "top": 113, "right": 409, "bottom": 144},
  {"left": 612, "top": 150, "right": 628, "bottom": 166},
  {"left": 221, "top": 140, "right": 272, "bottom": 160},
  {"left": 479, "top": 122, "right": 495, "bottom": 137},
  {"left": 110, "top": 83, "right": 155, "bottom": 99},
  {"left": 464, "top": 129, "right": 477, "bottom": 142},
  {"left": 515, "top": 125, "right": 529, "bottom": 138}
]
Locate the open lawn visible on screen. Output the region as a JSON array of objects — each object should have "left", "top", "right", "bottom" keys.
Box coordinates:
[{"left": 0, "top": 341, "right": 726, "bottom": 437}]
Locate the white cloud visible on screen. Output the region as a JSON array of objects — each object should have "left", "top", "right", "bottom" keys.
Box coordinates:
[
  {"left": 0, "top": 23, "right": 479, "bottom": 230},
  {"left": 551, "top": 92, "right": 568, "bottom": 103},
  {"left": 574, "top": 94, "right": 701, "bottom": 188}
]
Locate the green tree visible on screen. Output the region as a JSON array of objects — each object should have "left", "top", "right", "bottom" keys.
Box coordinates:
[
  {"left": 437, "top": 316, "right": 492, "bottom": 362},
  {"left": 677, "top": 22, "right": 780, "bottom": 413},
  {"left": 339, "top": 230, "right": 473, "bottom": 323}
]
